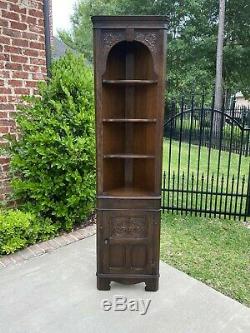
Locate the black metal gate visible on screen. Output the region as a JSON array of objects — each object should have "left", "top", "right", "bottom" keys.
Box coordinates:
[{"left": 161, "top": 95, "right": 250, "bottom": 220}]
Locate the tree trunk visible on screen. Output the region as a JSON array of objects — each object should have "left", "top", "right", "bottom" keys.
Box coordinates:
[
  {"left": 213, "top": 0, "right": 226, "bottom": 145},
  {"left": 214, "top": 0, "right": 226, "bottom": 110}
]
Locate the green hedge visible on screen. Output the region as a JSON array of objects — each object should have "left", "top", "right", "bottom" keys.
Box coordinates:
[
  {"left": 5, "top": 52, "right": 96, "bottom": 231},
  {"left": 0, "top": 210, "right": 58, "bottom": 255}
]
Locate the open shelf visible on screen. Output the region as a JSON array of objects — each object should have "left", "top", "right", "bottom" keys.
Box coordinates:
[
  {"left": 100, "top": 40, "right": 159, "bottom": 196},
  {"left": 103, "top": 154, "right": 155, "bottom": 159},
  {"left": 103, "top": 123, "right": 156, "bottom": 156},
  {"left": 102, "top": 187, "right": 156, "bottom": 197},
  {"left": 103, "top": 118, "right": 157, "bottom": 123},
  {"left": 103, "top": 159, "right": 155, "bottom": 194},
  {"left": 102, "top": 79, "right": 157, "bottom": 85}
]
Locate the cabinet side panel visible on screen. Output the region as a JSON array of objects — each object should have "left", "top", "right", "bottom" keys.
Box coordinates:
[
  {"left": 93, "top": 28, "right": 103, "bottom": 195},
  {"left": 155, "top": 29, "right": 167, "bottom": 193}
]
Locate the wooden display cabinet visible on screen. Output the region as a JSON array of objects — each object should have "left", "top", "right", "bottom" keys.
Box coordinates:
[{"left": 92, "top": 16, "right": 167, "bottom": 291}]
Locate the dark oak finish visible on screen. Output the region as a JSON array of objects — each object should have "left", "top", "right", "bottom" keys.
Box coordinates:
[
  {"left": 103, "top": 119, "right": 157, "bottom": 123},
  {"left": 92, "top": 16, "right": 167, "bottom": 291},
  {"left": 102, "top": 79, "right": 158, "bottom": 85}
]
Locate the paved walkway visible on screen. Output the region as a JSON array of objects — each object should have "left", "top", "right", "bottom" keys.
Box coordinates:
[
  {"left": 0, "top": 224, "right": 96, "bottom": 269},
  {"left": 0, "top": 235, "right": 249, "bottom": 333}
]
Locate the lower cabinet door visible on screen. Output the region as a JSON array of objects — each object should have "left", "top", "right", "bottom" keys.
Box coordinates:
[{"left": 100, "top": 210, "right": 159, "bottom": 275}]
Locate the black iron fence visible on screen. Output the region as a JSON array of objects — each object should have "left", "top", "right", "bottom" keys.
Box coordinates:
[
  {"left": 161, "top": 95, "right": 250, "bottom": 220},
  {"left": 164, "top": 103, "right": 250, "bottom": 156}
]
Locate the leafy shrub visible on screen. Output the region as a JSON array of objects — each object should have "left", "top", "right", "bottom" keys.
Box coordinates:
[
  {"left": 0, "top": 210, "right": 58, "bottom": 255},
  {"left": 5, "top": 52, "right": 96, "bottom": 230}
]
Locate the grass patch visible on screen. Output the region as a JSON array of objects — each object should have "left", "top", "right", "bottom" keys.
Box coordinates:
[
  {"left": 163, "top": 139, "right": 249, "bottom": 178},
  {"left": 160, "top": 213, "right": 250, "bottom": 306},
  {"left": 162, "top": 140, "right": 249, "bottom": 215}
]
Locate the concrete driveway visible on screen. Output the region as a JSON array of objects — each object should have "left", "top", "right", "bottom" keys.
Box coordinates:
[{"left": 0, "top": 235, "right": 249, "bottom": 333}]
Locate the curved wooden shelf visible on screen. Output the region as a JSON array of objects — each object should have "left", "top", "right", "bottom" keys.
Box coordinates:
[
  {"left": 103, "top": 154, "right": 155, "bottom": 159},
  {"left": 102, "top": 79, "right": 158, "bottom": 85},
  {"left": 101, "top": 187, "right": 156, "bottom": 197},
  {"left": 103, "top": 118, "right": 157, "bottom": 123}
]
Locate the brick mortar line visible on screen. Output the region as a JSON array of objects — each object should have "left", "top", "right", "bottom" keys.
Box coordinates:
[{"left": 0, "top": 224, "right": 96, "bottom": 270}]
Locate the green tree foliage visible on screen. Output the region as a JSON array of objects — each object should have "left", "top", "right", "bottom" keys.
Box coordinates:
[
  {"left": 59, "top": 0, "right": 250, "bottom": 98},
  {"left": 59, "top": 0, "right": 117, "bottom": 61},
  {"left": 224, "top": 0, "right": 250, "bottom": 96},
  {"left": 6, "top": 53, "right": 96, "bottom": 230}
]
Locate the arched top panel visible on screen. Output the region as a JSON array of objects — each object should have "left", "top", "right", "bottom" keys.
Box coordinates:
[{"left": 103, "top": 40, "right": 157, "bottom": 80}]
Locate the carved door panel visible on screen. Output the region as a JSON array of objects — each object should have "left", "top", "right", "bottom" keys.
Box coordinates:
[{"left": 102, "top": 210, "right": 158, "bottom": 274}]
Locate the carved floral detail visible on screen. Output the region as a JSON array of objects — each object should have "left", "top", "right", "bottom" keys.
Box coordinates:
[
  {"left": 103, "top": 31, "right": 124, "bottom": 50},
  {"left": 111, "top": 217, "right": 146, "bottom": 238},
  {"left": 135, "top": 32, "right": 158, "bottom": 54}
]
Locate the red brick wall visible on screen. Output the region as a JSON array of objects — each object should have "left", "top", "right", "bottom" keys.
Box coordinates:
[{"left": 0, "top": 0, "right": 48, "bottom": 202}]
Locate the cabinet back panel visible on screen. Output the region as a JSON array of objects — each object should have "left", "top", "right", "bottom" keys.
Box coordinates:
[
  {"left": 102, "top": 86, "right": 125, "bottom": 118},
  {"left": 134, "top": 86, "right": 157, "bottom": 119},
  {"left": 103, "top": 123, "right": 155, "bottom": 155},
  {"left": 134, "top": 159, "right": 155, "bottom": 192},
  {"left": 103, "top": 123, "right": 125, "bottom": 154},
  {"left": 103, "top": 159, "right": 124, "bottom": 191},
  {"left": 104, "top": 41, "right": 155, "bottom": 80}
]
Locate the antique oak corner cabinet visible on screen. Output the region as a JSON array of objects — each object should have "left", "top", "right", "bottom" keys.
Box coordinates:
[{"left": 92, "top": 16, "right": 168, "bottom": 291}]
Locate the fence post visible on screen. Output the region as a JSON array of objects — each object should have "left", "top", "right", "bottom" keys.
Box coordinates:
[{"left": 246, "top": 165, "right": 250, "bottom": 219}]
